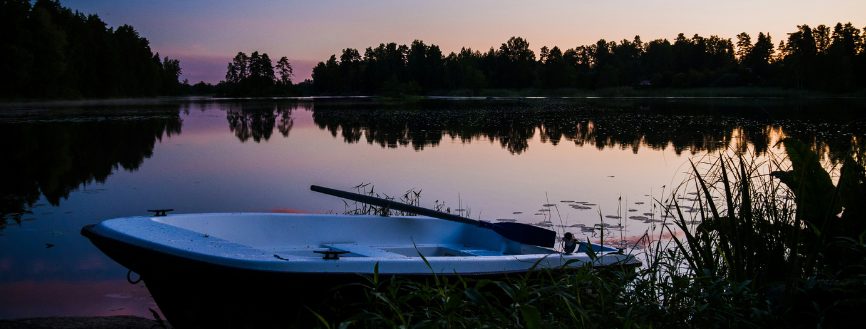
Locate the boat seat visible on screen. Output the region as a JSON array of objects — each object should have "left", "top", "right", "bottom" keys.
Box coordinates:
[
  {"left": 324, "top": 243, "right": 408, "bottom": 258},
  {"left": 461, "top": 249, "right": 503, "bottom": 256}
]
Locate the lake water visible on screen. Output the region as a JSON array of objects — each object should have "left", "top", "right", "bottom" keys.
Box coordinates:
[{"left": 1, "top": 97, "right": 864, "bottom": 319}]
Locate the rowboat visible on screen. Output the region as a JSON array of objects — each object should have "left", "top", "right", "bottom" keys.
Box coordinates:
[{"left": 81, "top": 186, "right": 639, "bottom": 328}]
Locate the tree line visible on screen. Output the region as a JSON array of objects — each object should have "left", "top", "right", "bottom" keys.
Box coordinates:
[
  {"left": 215, "top": 51, "right": 294, "bottom": 96},
  {"left": 310, "top": 23, "right": 866, "bottom": 95},
  {"left": 0, "top": 0, "right": 183, "bottom": 99}
]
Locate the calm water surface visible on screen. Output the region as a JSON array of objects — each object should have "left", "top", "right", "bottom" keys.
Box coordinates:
[{"left": 1, "top": 98, "right": 863, "bottom": 318}]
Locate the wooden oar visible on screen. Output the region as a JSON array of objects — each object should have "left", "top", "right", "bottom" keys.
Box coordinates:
[{"left": 310, "top": 185, "right": 556, "bottom": 248}]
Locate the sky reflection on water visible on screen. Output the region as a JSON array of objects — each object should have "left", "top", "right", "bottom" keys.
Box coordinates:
[{"left": 0, "top": 98, "right": 863, "bottom": 318}]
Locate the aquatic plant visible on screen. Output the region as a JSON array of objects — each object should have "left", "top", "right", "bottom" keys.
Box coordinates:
[
  {"left": 316, "top": 139, "right": 866, "bottom": 328},
  {"left": 343, "top": 183, "right": 462, "bottom": 218}
]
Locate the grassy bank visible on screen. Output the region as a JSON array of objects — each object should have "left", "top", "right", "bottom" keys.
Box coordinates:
[{"left": 317, "top": 139, "right": 866, "bottom": 328}]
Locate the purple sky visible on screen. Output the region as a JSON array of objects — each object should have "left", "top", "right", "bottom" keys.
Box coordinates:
[{"left": 61, "top": 0, "right": 866, "bottom": 84}]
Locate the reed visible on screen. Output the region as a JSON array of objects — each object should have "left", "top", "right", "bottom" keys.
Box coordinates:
[
  {"left": 658, "top": 138, "right": 866, "bottom": 328},
  {"left": 323, "top": 141, "right": 865, "bottom": 328}
]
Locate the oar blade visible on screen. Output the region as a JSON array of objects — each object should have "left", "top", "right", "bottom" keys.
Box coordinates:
[{"left": 492, "top": 222, "right": 556, "bottom": 248}]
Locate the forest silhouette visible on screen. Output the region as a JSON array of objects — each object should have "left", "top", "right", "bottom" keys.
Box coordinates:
[
  {"left": 0, "top": 0, "right": 183, "bottom": 99},
  {"left": 3, "top": 0, "right": 865, "bottom": 98},
  {"left": 218, "top": 51, "right": 295, "bottom": 96},
  {"left": 309, "top": 24, "right": 866, "bottom": 95}
]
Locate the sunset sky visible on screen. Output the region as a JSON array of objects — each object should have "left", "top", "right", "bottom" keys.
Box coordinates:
[{"left": 61, "top": 0, "right": 866, "bottom": 84}]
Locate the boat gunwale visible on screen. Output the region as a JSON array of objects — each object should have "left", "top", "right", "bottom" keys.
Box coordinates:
[{"left": 82, "top": 212, "right": 639, "bottom": 275}]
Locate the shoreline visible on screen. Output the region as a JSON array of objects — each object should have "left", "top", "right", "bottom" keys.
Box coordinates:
[
  {"left": 1, "top": 87, "right": 865, "bottom": 106},
  {"left": 0, "top": 316, "right": 160, "bottom": 329}
]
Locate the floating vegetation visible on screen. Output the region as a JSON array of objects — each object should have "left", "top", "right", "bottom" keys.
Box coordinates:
[
  {"left": 538, "top": 209, "right": 551, "bottom": 212},
  {"left": 634, "top": 201, "right": 645, "bottom": 205},
  {"left": 542, "top": 204, "right": 556, "bottom": 207},
  {"left": 570, "top": 205, "right": 592, "bottom": 210},
  {"left": 512, "top": 211, "right": 522, "bottom": 214},
  {"left": 604, "top": 215, "right": 621, "bottom": 219},
  {"left": 330, "top": 146, "right": 866, "bottom": 329},
  {"left": 533, "top": 213, "right": 543, "bottom": 216},
  {"left": 495, "top": 218, "right": 516, "bottom": 222},
  {"left": 628, "top": 208, "right": 638, "bottom": 212},
  {"left": 534, "top": 222, "right": 553, "bottom": 227},
  {"left": 559, "top": 200, "right": 574, "bottom": 203},
  {"left": 643, "top": 212, "right": 654, "bottom": 216},
  {"left": 628, "top": 216, "right": 649, "bottom": 220},
  {"left": 583, "top": 203, "right": 597, "bottom": 206}
]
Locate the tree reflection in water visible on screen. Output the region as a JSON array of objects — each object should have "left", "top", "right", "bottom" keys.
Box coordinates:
[
  {"left": 225, "top": 102, "right": 297, "bottom": 143},
  {"left": 310, "top": 99, "right": 865, "bottom": 160},
  {"left": 0, "top": 106, "right": 183, "bottom": 229},
  {"left": 2, "top": 99, "right": 863, "bottom": 230}
]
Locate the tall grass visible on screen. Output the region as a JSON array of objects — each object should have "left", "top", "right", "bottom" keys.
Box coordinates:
[
  {"left": 658, "top": 138, "right": 866, "bottom": 328},
  {"left": 320, "top": 140, "right": 865, "bottom": 328}
]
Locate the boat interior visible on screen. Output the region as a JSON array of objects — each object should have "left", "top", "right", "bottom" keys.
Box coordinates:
[{"left": 151, "top": 213, "right": 562, "bottom": 258}]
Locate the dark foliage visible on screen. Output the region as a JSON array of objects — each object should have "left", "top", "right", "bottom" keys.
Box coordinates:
[
  {"left": 217, "top": 51, "right": 294, "bottom": 96},
  {"left": 0, "top": 0, "right": 183, "bottom": 99},
  {"left": 308, "top": 23, "right": 866, "bottom": 95}
]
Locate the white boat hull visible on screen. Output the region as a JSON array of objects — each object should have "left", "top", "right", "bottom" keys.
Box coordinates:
[
  {"left": 82, "top": 213, "right": 638, "bottom": 328},
  {"left": 84, "top": 213, "right": 636, "bottom": 275}
]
